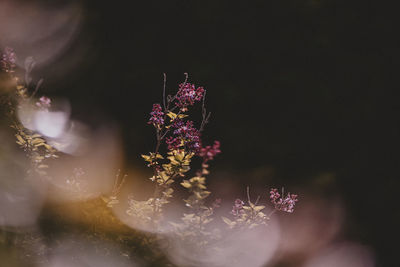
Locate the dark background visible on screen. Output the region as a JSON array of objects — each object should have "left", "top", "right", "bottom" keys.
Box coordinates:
[{"left": 29, "top": 0, "right": 397, "bottom": 266}]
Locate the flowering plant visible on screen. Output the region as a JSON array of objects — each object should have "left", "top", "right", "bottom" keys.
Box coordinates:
[{"left": 1, "top": 47, "right": 298, "bottom": 266}]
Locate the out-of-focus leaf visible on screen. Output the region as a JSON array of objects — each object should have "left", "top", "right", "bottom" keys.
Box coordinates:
[
  {"left": 222, "top": 216, "right": 235, "bottom": 227},
  {"left": 15, "top": 134, "right": 25, "bottom": 144},
  {"left": 254, "top": 205, "right": 265, "bottom": 212},
  {"left": 181, "top": 180, "right": 191, "bottom": 188}
]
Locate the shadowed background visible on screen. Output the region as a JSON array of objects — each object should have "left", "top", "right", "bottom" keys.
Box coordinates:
[{"left": 1, "top": 0, "right": 397, "bottom": 266}]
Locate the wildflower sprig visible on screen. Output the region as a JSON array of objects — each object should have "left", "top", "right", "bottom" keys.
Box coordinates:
[
  {"left": 2, "top": 47, "right": 300, "bottom": 265},
  {"left": 101, "top": 169, "right": 127, "bottom": 208},
  {"left": 0, "top": 47, "right": 17, "bottom": 73},
  {"left": 269, "top": 188, "right": 298, "bottom": 213},
  {"left": 132, "top": 72, "right": 298, "bottom": 247},
  {"left": 222, "top": 187, "right": 268, "bottom": 229},
  {"left": 1, "top": 47, "right": 58, "bottom": 177},
  {"left": 131, "top": 73, "right": 217, "bottom": 228},
  {"left": 223, "top": 187, "right": 299, "bottom": 230}
]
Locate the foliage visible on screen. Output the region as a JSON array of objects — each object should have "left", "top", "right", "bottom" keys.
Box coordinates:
[{"left": 0, "top": 47, "right": 299, "bottom": 266}]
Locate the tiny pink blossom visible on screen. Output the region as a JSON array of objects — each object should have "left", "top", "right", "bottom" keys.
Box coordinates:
[
  {"left": 36, "top": 96, "right": 51, "bottom": 110},
  {"left": 231, "top": 199, "right": 245, "bottom": 216},
  {"left": 0, "top": 47, "right": 17, "bottom": 72},
  {"left": 270, "top": 188, "right": 298, "bottom": 213},
  {"left": 198, "top": 141, "right": 221, "bottom": 162}
]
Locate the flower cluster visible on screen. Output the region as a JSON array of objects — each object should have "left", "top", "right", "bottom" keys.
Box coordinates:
[
  {"left": 223, "top": 191, "right": 269, "bottom": 229},
  {"left": 231, "top": 199, "right": 245, "bottom": 216},
  {"left": 270, "top": 188, "right": 298, "bottom": 213},
  {"left": 198, "top": 140, "right": 221, "bottom": 162},
  {"left": 73, "top": 167, "right": 85, "bottom": 177},
  {"left": 0, "top": 47, "right": 17, "bottom": 72},
  {"left": 36, "top": 96, "right": 51, "bottom": 110},
  {"left": 166, "top": 119, "right": 201, "bottom": 152},
  {"left": 148, "top": 103, "right": 164, "bottom": 128},
  {"left": 212, "top": 198, "right": 222, "bottom": 209},
  {"left": 65, "top": 167, "right": 87, "bottom": 194},
  {"left": 175, "top": 82, "right": 205, "bottom": 110},
  {"left": 3, "top": 50, "right": 58, "bottom": 177}
]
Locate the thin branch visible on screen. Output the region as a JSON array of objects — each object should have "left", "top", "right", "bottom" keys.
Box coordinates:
[
  {"left": 29, "top": 78, "right": 43, "bottom": 100},
  {"left": 199, "top": 112, "right": 211, "bottom": 133},
  {"left": 247, "top": 186, "right": 251, "bottom": 204},
  {"left": 160, "top": 109, "right": 183, "bottom": 140},
  {"left": 199, "top": 90, "right": 211, "bottom": 132},
  {"left": 267, "top": 209, "right": 277, "bottom": 218},
  {"left": 112, "top": 169, "right": 127, "bottom": 195},
  {"left": 183, "top": 72, "right": 189, "bottom": 84},
  {"left": 166, "top": 73, "right": 189, "bottom": 111},
  {"left": 162, "top": 73, "right": 167, "bottom": 110}
]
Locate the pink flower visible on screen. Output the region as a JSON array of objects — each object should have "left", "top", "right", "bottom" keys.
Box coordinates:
[
  {"left": 270, "top": 188, "right": 298, "bottom": 213},
  {"left": 0, "top": 47, "right": 17, "bottom": 72},
  {"left": 231, "top": 199, "right": 245, "bottom": 216},
  {"left": 198, "top": 141, "right": 221, "bottom": 162},
  {"left": 36, "top": 96, "right": 51, "bottom": 110},
  {"left": 212, "top": 198, "right": 222, "bottom": 209}
]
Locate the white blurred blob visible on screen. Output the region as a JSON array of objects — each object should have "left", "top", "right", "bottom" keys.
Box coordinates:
[
  {"left": 17, "top": 101, "right": 39, "bottom": 131},
  {"left": 0, "top": 181, "right": 46, "bottom": 228},
  {"left": 109, "top": 196, "right": 154, "bottom": 233},
  {"left": 40, "top": 236, "right": 137, "bottom": 267},
  {"left": 304, "top": 242, "right": 375, "bottom": 267},
  {"left": 47, "top": 120, "right": 89, "bottom": 155},
  {"left": 0, "top": 131, "right": 46, "bottom": 227},
  {"left": 17, "top": 98, "right": 71, "bottom": 135},
  {"left": 277, "top": 197, "right": 344, "bottom": 257},
  {"left": 34, "top": 110, "right": 69, "bottom": 138},
  {"left": 47, "top": 126, "right": 123, "bottom": 202},
  {"left": 0, "top": 0, "right": 82, "bottom": 66},
  {"left": 108, "top": 169, "right": 178, "bottom": 234},
  {"left": 110, "top": 196, "right": 166, "bottom": 234},
  {"left": 17, "top": 98, "right": 89, "bottom": 155},
  {"left": 165, "top": 215, "right": 280, "bottom": 267},
  {"left": 17, "top": 97, "right": 124, "bottom": 202}
]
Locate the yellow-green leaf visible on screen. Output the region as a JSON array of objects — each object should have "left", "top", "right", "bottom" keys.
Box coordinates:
[
  {"left": 37, "top": 164, "right": 48, "bottom": 169},
  {"left": 181, "top": 180, "right": 192, "bottom": 188},
  {"left": 222, "top": 216, "right": 235, "bottom": 226},
  {"left": 31, "top": 138, "right": 45, "bottom": 145},
  {"left": 15, "top": 134, "right": 25, "bottom": 144},
  {"left": 141, "top": 154, "right": 151, "bottom": 161},
  {"left": 253, "top": 205, "right": 265, "bottom": 212}
]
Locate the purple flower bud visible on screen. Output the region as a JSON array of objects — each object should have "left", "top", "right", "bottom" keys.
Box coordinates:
[
  {"left": 175, "top": 83, "right": 205, "bottom": 110},
  {"left": 1, "top": 47, "right": 17, "bottom": 72},
  {"left": 231, "top": 199, "right": 245, "bottom": 216},
  {"left": 148, "top": 104, "right": 164, "bottom": 127},
  {"left": 167, "top": 119, "right": 201, "bottom": 152}
]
